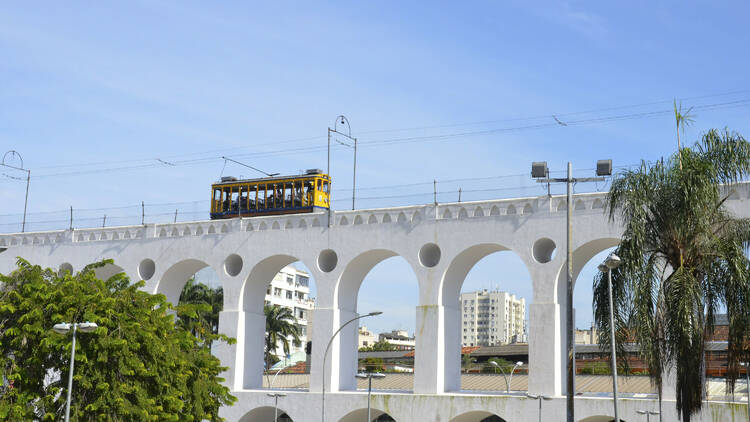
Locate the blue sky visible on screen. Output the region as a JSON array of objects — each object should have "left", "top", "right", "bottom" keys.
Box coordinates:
[{"left": 2, "top": 1, "right": 749, "bottom": 333}]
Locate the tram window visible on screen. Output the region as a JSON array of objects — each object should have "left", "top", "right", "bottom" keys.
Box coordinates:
[
  {"left": 304, "top": 181, "right": 313, "bottom": 206},
  {"left": 231, "top": 189, "right": 239, "bottom": 212},
  {"left": 316, "top": 179, "right": 322, "bottom": 191},
  {"left": 222, "top": 187, "right": 231, "bottom": 212},
  {"left": 323, "top": 181, "right": 329, "bottom": 193}
]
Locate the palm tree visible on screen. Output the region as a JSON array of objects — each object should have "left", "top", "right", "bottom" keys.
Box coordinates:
[
  {"left": 593, "top": 129, "right": 750, "bottom": 422},
  {"left": 264, "top": 304, "right": 301, "bottom": 372},
  {"left": 176, "top": 277, "right": 223, "bottom": 348}
]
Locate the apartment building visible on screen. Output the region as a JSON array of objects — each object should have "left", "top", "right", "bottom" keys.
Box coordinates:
[
  {"left": 265, "top": 265, "right": 315, "bottom": 356},
  {"left": 460, "top": 289, "right": 525, "bottom": 347}
]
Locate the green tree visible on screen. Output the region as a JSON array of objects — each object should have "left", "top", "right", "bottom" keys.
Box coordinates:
[
  {"left": 358, "top": 339, "right": 398, "bottom": 352},
  {"left": 0, "top": 259, "right": 236, "bottom": 421},
  {"left": 263, "top": 304, "right": 300, "bottom": 371},
  {"left": 594, "top": 129, "right": 750, "bottom": 421},
  {"left": 176, "top": 277, "right": 223, "bottom": 348}
]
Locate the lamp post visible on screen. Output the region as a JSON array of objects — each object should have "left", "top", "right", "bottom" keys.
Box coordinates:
[
  {"left": 1, "top": 150, "right": 31, "bottom": 233},
  {"left": 356, "top": 372, "right": 386, "bottom": 422},
  {"left": 636, "top": 410, "right": 660, "bottom": 422},
  {"left": 598, "top": 252, "right": 622, "bottom": 422},
  {"left": 531, "top": 159, "right": 612, "bottom": 422},
  {"left": 526, "top": 392, "right": 553, "bottom": 422},
  {"left": 321, "top": 311, "right": 382, "bottom": 422},
  {"left": 267, "top": 392, "right": 287, "bottom": 422},
  {"left": 52, "top": 322, "right": 98, "bottom": 422},
  {"left": 328, "top": 115, "right": 358, "bottom": 211},
  {"left": 741, "top": 362, "right": 750, "bottom": 422},
  {"left": 489, "top": 360, "right": 524, "bottom": 392}
]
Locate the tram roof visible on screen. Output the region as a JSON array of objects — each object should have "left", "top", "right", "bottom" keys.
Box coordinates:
[{"left": 212, "top": 172, "right": 329, "bottom": 186}]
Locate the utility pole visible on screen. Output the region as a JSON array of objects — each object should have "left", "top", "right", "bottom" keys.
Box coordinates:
[{"left": 1, "top": 151, "right": 31, "bottom": 232}]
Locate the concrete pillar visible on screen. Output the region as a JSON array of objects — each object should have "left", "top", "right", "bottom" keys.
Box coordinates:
[
  {"left": 441, "top": 304, "right": 461, "bottom": 392},
  {"left": 528, "top": 303, "right": 563, "bottom": 396},
  {"left": 214, "top": 310, "right": 244, "bottom": 391},
  {"left": 415, "top": 304, "right": 449, "bottom": 393},
  {"left": 238, "top": 310, "right": 266, "bottom": 389},
  {"left": 338, "top": 309, "right": 359, "bottom": 391},
  {"left": 309, "top": 307, "right": 337, "bottom": 392}
]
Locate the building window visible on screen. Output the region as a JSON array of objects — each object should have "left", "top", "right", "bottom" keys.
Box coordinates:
[
  {"left": 286, "top": 290, "right": 293, "bottom": 299},
  {"left": 274, "top": 288, "right": 282, "bottom": 296}
]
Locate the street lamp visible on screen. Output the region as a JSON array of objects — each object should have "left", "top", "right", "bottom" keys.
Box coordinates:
[
  {"left": 1, "top": 150, "right": 31, "bottom": 233},
  {"left": 636, "top": 410, "right": 660, "bottom": 422},
  {"left": 52, "top": 321, "right": 98, "bottom": 422},
  {"left": 740, "top": 362, "right": 750, "bottom": 422},
  {"left": 526, "top": 392, "right": 553, "bottom": 422},
  {"left": 267, "top": 392, "right": 287, "bottom": 422},
  {"left": 598, "top": 252, "right": 622, "bottom": 422},
  {"left": 356, "top": 372, "right": 386, "bottom": 422},
  {"left": 488, "top": 360, "right": 524, "bottom": 392},
  {"left": 321, "top": 311, "right": 382, "bottom": 422},
  {"left": 531, "top": 159, "right": 611, "bottom": 422}
]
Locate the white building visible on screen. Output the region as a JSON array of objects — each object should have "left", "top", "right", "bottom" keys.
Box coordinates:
[
  {"left": 358, "top": 325, "right": 379, "bottom": 349},
  {"left": 460, "top": 289, "right": 525, "bottom": 347},
  {"left": 264, "top": 265, "right": 315, "bottom": 356},
  {"left": 379, "top": 329, "right": 416, "bottom": 351}
]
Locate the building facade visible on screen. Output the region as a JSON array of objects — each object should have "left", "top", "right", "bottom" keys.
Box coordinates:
[
  {"left": 460, "top": 289, "right": 525, "bottom": 347},
  {"left": 264, "top": 265, "right": 314, "bottom": 356},
  {"left": 379, "top": 329, "right": 416, "bottom": 350},
  {"left": 358, "top": 325, "right": 379, "bottom": 349}
]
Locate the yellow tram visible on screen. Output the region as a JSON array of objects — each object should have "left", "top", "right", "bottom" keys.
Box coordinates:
[{"left": 210, "top": 169, "right": 330, "bottom": 219}]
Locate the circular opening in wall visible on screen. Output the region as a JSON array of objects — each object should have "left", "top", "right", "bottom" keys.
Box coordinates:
[
  {"left": 59, "top": 262, "right": 74, "bottom": 276},
  {"left": 318, "top": 249, "right": 338, "bottom": 273},
  {"left": 419, "top": 243, "right": 441, "bottom": 268},
  {"left": 532, "top": 237, "right": 556, "bottom": 263},
  {"left": 138, "top": 258, "right": 156, "bottom": 280},
  {"left": 224, "top": 254, "right": 243, "bottom": 277}
]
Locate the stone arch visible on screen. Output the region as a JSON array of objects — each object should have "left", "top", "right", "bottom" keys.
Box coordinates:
[
  {"left": 458, "top": 208, "right": 469, "bottom": 219},
  {"left": 182, "top": 227, "right": 191, "bottom": 236},
  {"left": 506, "top": 204, "right": 516, "bottom": 215},
  {"left": 299, "top": 219, "right": 307, "bottom": 229},
  {"left": 334, "top": 249, "right": 420, "bottom": 391},
  {"left": 259, "top": 222, "right": 268, "bottom": 231},
  {"left": 124, "top": 231, "right": 132, "bottom": 239},
  {"left": 239, "top": 254, "right": 316, "bottom": 389},
  {"left": 397, "top": 212, "right": 407, "bottom": 223},
  {"left": 156, "top": 258, "right": 212, "bottom": 307},
  {"left": 490, "top": 205, "right": 500, "bottom": 216},
  {"left": 171, "top": 228, "right": 179, "bottom": 237},
  {"left": 111, "top": 232, "right": 120, "bottom": 240},
  {"left": 578, "top": 417, "right": 618, "bottom": 422},
  {"left": 556, "top": 200, "right": 567, "bottom": 212},
  {"left": 208, "top": 225, "right": 217, "bottom": 234},
  {"left": 339, "top": 216, "right": 349, "bottom": 226},
  {"left": 473, "top": 206, "right": 484, "bottom": 217},
  {"left": 592, "top": 198, "right": 604, "bottom": 209},
  {"left": 92, "top": 262, "right": 125, "bottom": 281},
  {"left": 272, "top": 221, "right": 281, "bottom": 230},
  {"left": 88, "top": 233, "right": 96, "bottom": 241},
  {"left": 368, "top": 214, "right": 378, "bottom": 224},
  {"left": 221, "top": 224, "right": 229, "bottom": 233},
  {"left": 285, "top": 220, "right": 294, "bottom": 230},
  {"left": 99, "top": 232, "right": 108, "bottom": 241},
  {"left": 75, "top": 234, "right": 83, "bottom": 242},
  {"left": 555, "top": 237, "right": 622, "bottom": 302},
  {"left": 245, "top": 222, "right": 253, "bottom": 231},
  {"left": 439, "top": 243, "right": 531, "bottom": 392},
  {"left": 412, "top": 211, "right": 422, "bottom": 223},
  {"left": 575, "top": 199, "right": 587, "bottom": 211},
  {"left": 522, "top": 203, "right": 533, "bottom": 214},
  {"left": 443, "top": 208, "right": 453, "bottom": 219},
  {"left": 338, "top": 408, "right": 396, "bottom": 422},
  {"left": 382, "top": 213, "right": 392, "bottom": 223},
  {"left": 312, "top": 218, "right": 321, "bottom": 227},
  {"left": 353, "top": 215, "right": 364, "bottom": 225},
  {"left": 196, "top": 226, "right": 204, "bottom": 235},
  {"left": 238, "top": 406, "right": 296, "bottom": 422},
  {"left": 450, "top": 411, "right": 508, "bottom": 422}
]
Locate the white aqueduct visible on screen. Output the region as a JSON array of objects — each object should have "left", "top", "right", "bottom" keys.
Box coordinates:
[{"left": 1, "top": 186, "right": 749, "bottom": 421}]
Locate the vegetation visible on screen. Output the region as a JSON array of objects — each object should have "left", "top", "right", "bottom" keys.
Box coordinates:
[
  {"left": 176, "top": 277, "right": 223, "bottom": 349},
  {"left": 358, "top": 339, "right": 398, "bottom": 352},
  {"left": 0, "top": 259, "right": 235, "bottom": 421},
  {"left": 481, "top": 358, "right": 515, "bottom": 374},
  {"left": 361, "top": 357, "right": 385, "bottom": 372},
  {"left": 263, "top": 304, "right": 300, "bottom": 371},
  {"left": 594, "top": 129, "right": 750, "bottom": 421}
]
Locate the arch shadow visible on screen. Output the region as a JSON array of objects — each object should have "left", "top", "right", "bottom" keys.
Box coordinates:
[
  {"left": 338, "top": 408, "right": 396, "bottom": 422},
  {"left": 239, "top": 406, "right": 294, "bottom": 422},
  {"left": 156, "top": 258, "right": 211, "bottom": 306},
  {"left": 450, "top": 411, "right": 507, "bottom": 422}
]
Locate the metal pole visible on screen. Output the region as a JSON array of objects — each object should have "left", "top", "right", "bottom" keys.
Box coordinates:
[
  {"left": 69, "top": 206, "right": 73, "bottom": 231},
  {"left": 509, "top": 363, "right": 520, "bottom": 391},
  {"left": 274, "top": 394, "right": 278, "bottom": 422},
  {"left": 327, "top": 128, "right": 332, "bottom": 227},
  {"left": 21, "top": 170, "right": 30, "bottom": 232},
  {"left": 141, "top": 201, "right": 145, "bottom": 225},
  {"left": 64, "top": 324, "right": 77, "bottom": 422},
  {"left": 458, "top": 188, "right": 462, "bottom": 203},
  {"left": 322, "top": 312, "right": 380, "bottom": 422},
  {"left": 608, "top": 269, "right": 620, "bottom": 421},
  {"left": 174, "top": 209, "right": 178, "bottom": 223},
  {"left": 566, "top": 161, "right": 575, "bottom": 422},
  {"left": 746, "top": 365, "right": 749, "bottom": 422},
  {"left": 367, "top": 375, "right": 372, "bottom": 422},
  {"left": 433, "top": 180, "right": 437, "bottom": 205},
  {"left": 102, "top": 215, "right": 106, "bottom": 228},
  {"left": 538, "top": 396, "right": 542, "bottom": 422},
  {"left": 352, "top": 138, "right": 357, "bottom": 210}
]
